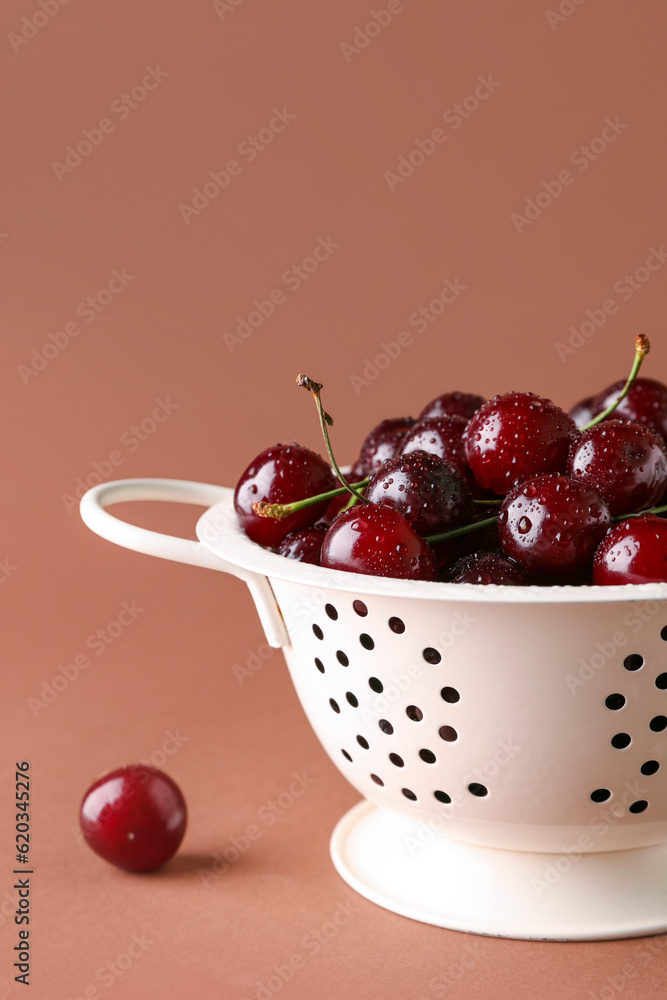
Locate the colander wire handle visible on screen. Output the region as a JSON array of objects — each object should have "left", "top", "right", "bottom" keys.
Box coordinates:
[{"left": 79, "top": 478, "right": 289, "bottom": 647}]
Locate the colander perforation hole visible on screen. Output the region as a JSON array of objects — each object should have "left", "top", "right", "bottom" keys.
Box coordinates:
[
  {"left": 439, "top": 725, "right": 458, "bottom": 742},
  {"left": 441, "top": 687, "right": 460, "bottom": 704},
  {"left": 623, "top": 654, "right": 643, "bottom": 671},
  {"left": 325, "top": 603, "right": 338, "bottom": 620},
  {"left": 336, "top": 650, "right": 349, "bottom": 667},
  {"left": 329, "top": 698, "right": 340, "bottom": 714},
  {"left": 389, "top": 753, "right": 404, "bottom": 767},
  {"left": 423, "top": 647, "right": 441, "bottom": 665},
  {"left": 346, "top": 692, "right": 359, "bottom": 708},
  {"left": 605, "top": 693, "right": 626, "bottom": 711},
  {"left": 401, "top": 788, "right": 417, "bottom": 801},
  {"left": 314, "top": 657, "right": 324, "bottom": 674},
  {"left": 649, "top": 716, "right": 667, "bottom": 732},
  {"left": 312, "top": 624, "right": 324, "bottom": 640},
  {"left": 388, "top": 616, "right": 405, "bottom": 634},
  {"left": 370, "top": 774, "right": 384, "bottom": 786},
  {"left": 341, "top": 749, "right": 352, "bottom": 761},
  {"left": 661, "top": 625, "right": 667, "bottom": 641},
  {"left": 356, "top": 735, "right": 369, "bottom": 749},
  {"left": 378, "top": 719, "right": 394, "bottom": 735},
  {"left": 468, "top": 783, "right": 488, "bottom": 797},
  {"left": 419, "top": 749, "right": 436, "bottom": 764},
  {"left": 656, "top": 673, "right": 667, "bottom": 689},
  {"left": 359, "top": 633, "right": 375, "bottom": 650},
  {"left": 629, "top": 800, "right": 648, "bottom": 814},
  {"left": 590, "top": 788, "right": 611, "bottom": 803},
  {"left": 641, "top": 760, "right": 660, "bottom": 775},
  {"left": 369, "top": 677, "right": 383, "bottom": 693},
  {"left": 353, "top": 600, "right": 368, "bottom": 617},
  {"left": 434, "top": 790, "right": 451, "bottom": 804},
  {"left": 611, "top": 732, "right": 631, "bottom": 749},
  {"left": 406, "top": 705, "right": 423, "bottom": 722}
]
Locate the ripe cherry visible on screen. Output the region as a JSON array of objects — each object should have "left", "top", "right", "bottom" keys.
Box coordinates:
[
  {"left": 448, "top": 551, "right": 531, "bottom": 586},
  {"left": 498, "top": 474, "right": 612, "bottom": 583},
  {"left": 465, "top": 392, "right": 577, "bottom": 495},
  {"left": 275, "top": 524, "right": 327, "bottom": 564},
  {"left": 80, "top": 766, "right": 187, "bottom": 872},
  {"left": 567, "top": 419, "right": 667, "bottom": 516},
  {"left": 419, "top": 391, "right": 485, "bottom": 421},
  {"left": 357, "top": 417, "right": 416, "bottom": 475},
  {"left": 569, "top": 396, "right": 596, "bottom": 429},
  {"left": 321, "top": 504, "right": 436, "bottom": 580},
  {"left": 365, "top": 451, "right": 473, "bottom": 536},
  {"left": 400, "top": 415, "right": 467, "bottom": 472},
  {"left": 593, "top": 515, "right": 667, "bottom": 584},
  {"left": 234, "top": 443, "right": 335, "bottom": 547},
  {"left": 591, "top": 377, "right": 667, "bottom": 440}
]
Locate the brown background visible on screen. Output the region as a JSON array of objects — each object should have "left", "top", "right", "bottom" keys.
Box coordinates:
[{"left": 1, "top": 0, "right": 667, "bottom": 996}]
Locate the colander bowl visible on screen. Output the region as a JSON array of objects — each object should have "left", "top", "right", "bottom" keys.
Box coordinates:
[{"left": 80, "top": 478, "right": 667, "bottom": 941}]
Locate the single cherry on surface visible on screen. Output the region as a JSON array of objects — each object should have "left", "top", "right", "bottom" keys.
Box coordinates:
[
  {"left": 497, "top": 474, "right": 612, "bottom": 583},
  {"left": 364, "top": 450, "right": 473, "bottom": 537},
  {"left": 591, "top": 377, "right": 667, "bottom": 440},
  {"left": 593, "top": 515, "right": 667, "bottom": 584},
  {"left": 80, "top": 766, "right": 187, "bottom": 872},
  {"left": 357, "top": 417, "right": 416, "bottom": 475},
  {"left": 567, "top": 419, "right": 667, "bottom": 517},
  {"left": 234, "top": 443, "right": 335, "bottom": 547},
  {"left": 464, "top": 392, "right": 577, "bottom": 495},
  {"left": 447, "top": 551, "right": 531, "bottom": 586},
  {"left": 275, "top": 524, "right": 327, "bottom": 564},
  {"left": 321, "top": 504, "right": 436, "bottom": 580},
  {"left": 418, "top": 391, "right": 485, "bottom": 421}
]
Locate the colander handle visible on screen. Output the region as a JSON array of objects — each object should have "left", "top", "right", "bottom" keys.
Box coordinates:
[{"left": 79, "top": 478, "right": 289, "bottom": 648}]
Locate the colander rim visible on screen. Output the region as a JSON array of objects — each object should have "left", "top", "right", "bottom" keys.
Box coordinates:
[{"left": 196, "top": 492, "right": 667, "bottom": 605}]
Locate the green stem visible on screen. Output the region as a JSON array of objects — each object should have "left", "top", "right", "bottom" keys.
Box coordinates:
[
  {"left": 426, "top": 515, "right": 498, "bottom": 544},
  {"left": 473, "top": 498, "right": 502, "bottom": 505},
  {"left": 296, "top": 374, "right": 369, "bottom": 503},
  {"left": 253, "top": 478, "right": 369, "bottom": 520},
  {"left": 581, "top": 334, "right": 650, "bottom": 430},
  {"left": 615, "top": 503, "right": 667, "bottom": 523}
]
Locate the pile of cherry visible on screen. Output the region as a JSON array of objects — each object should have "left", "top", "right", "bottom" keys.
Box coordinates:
[{"left": 234, "top": 342, "right": 667, "bottom": 586}]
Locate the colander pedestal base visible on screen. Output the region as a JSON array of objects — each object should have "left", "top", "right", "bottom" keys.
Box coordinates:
[{"left": 330, "top": 801, "right": 667, "bottom": 941}]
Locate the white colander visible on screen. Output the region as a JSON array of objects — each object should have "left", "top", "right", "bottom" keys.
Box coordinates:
[{"left": 80, "top": 478, "right": 667, "bottom": 941}]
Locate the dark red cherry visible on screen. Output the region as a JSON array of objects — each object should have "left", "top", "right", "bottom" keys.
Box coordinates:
[
  {"left": 591, "top": 377, "right": 667, "bottom": 440},
  {"left": 567, "top": 419, "right": 667, "bottom": 516},
  {"left": 234, "top": 443, "right": 335, "bottom": 547},
  {"left": 593, "top": 515, "right": 667, "bottom": 584},
  {"left": 80, "top": 766, "right": 187, "bottom": 872},
  {"left": 364, "top": 451, "right": 473, "bottom": 536},
  {"left": 465, "top": 392, "right": 577, "bottom": 495},
  {"left": 275, "top": 524, "right": 327, "bottom": 564},
  {"left": 400, "top": 416, "right": 467, "bottom": 472},
  {"left": 569, "top": 396, "right": 596, "bottom": 429},
  {"left": 431, "top": 502, "right": 500, "bottom": 574},
  {"left": 358, "top": 417, "right": 416, "bottom": 475},
  {"left": 498, "top": 474, "right": 612, "bottom": 583},
  {"left": 321, "top": 504, "right": 436, "bottom": 580},
  {"left": 448, "top": 551, "right": 531, "bottom": 586},
  {"left": 419, "top": 391, "right": 485, "bottom": 421}
]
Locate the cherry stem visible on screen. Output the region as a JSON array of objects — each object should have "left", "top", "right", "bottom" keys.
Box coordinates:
[
  {"left": 252, "top": 478, "right": 369, "bottom": 520},
  {"left": 296, "top": 374, "right": 369, "bottom": 503},
  {"left": 615, "top": 503, "right": 667, "bottom": 523},
  {"left": 426, "top": 516, "right": 498, "bottom": 544},
  {"left": 581, "top": 334, "right": 650, "bottom": 430},
  {"left": 473, "top": 498, "right": 501, "bottom": 505}
]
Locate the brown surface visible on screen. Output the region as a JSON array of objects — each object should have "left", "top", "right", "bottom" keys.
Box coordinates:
[{"left": 2, "top": 0, "right": 667, "bottom": 996}]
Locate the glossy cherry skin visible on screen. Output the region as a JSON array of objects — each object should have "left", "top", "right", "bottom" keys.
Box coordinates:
[
  {"left": 567, "top": 419, "right": 667, "bottom": 516},
  {"left": 593, "top": 515, "right": 667, "bottom": 584},
  {"left": 234, "top": 443, "right": 335, "bottom": 547},
  {"left": 591, "top": 377, "right": 667, "bottom": 440},
  {"left": 498, "top": 474, "right": 612, "bottom": 583},
  {"left": 80, "top": 766, "right": 187, "bottom": 872},
  {"left": 465, "top": 392, "right": 577, "bottom": 495},
  {"left": 321, "top": 504, "right": 436, "bottom": 580},
  {"left": 365, "top": 451, "right": 473, "bottom": 537},
  {"left": 275, "top": 524, "right": 326, "bottom": 564},
  {"left": 400, "top": 415, "right": 467, "bottom": 471},
  {"left": 358, "top": 417, "right": 416, "bottom": 475},
  {"left": 448, "top": 551, "right": 531, "bottom": 586},
  {"left": 569, "top": 396, "right": 595, "bottom": 429},
  {"left": 418, "top": 391, "right": 485, "bottom": 421}
]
